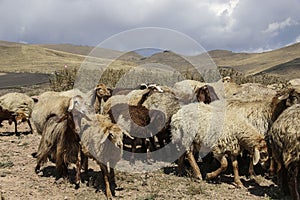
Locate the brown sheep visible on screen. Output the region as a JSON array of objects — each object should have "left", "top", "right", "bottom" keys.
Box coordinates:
[
  {"left": 195, "top": 84, "right": 219, "bottom": 104},
  {"left": 108, "top": 103, "right": 165, "bottom": 165},
  {"left": 91, "top": 83, "right": 111, "bottom": 113}
]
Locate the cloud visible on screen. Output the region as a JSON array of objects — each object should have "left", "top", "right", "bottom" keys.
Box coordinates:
[
  {"left": 0, "top": 0, "right": 300, "bottom": 52},
  {"left": 263, "top": 17, "right": 299, "bottom": 34}
]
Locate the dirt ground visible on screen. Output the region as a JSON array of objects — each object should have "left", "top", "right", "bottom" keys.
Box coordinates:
[{"left": 0, "top": 84, "right": 292, "bottom": 200}]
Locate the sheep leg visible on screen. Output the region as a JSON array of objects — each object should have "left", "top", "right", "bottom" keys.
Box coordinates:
[
  {"left": 142, "top": 139, "right": 153, "bottom": 163},
  {"left": 206, "top": 155, "right": 228, "bottom": 180},
  {"left": 248, "top": 155, "right": 256, "bottom": 180},
  {"left": 100, "top": 164, "right": 113, "bottom": 199},
  {"left": 177, "top": 154, "right": 185, "bottom": 177},
  {"left": 288, "top": 163, "right": 299, "bottom": 200},
  {"left": 13, "top": 118, "right": 19, "bottom": 136},
  {"left": 35, "top": 144, "right": 50, "bottom": 174},
  {"left": 130, "top": 138, "right": 136, "bottom": 165},
  {"left": 231, "top": 155, "right": 243, "bottom": 188},
  {"left": 56, "top": 163, "right": 68, "bottom": 180},
  {"left": 109, "top": 168, "right": 117, "bottom": 189},
  {"left": 149, "top": 136, "right": 157, "bottom": 151},
  {"left": 81, "top": 152, "right": 88, "bottom": 172},
  {"left": 186, "top": 151, "right": 202, "bottom": 180},
  {"left": 75, "top": 151, "right": 82, "bottom": 188},
  {"left": 27, "top": 119, "right": 33, "bottom": 134},
  {"left": 35, "top": 153, "right": 48, "bottom": 173}
]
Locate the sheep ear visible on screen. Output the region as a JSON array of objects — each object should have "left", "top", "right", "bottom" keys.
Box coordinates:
[
  {"left": 278, "top": 93, "right": 289, "bottom": 101},
  {"left": 253, "top": 147, "right": 260, "bottom": 166},
  {"left": 100, "top": 132, "right": 110, "bottom": 144},
  {"left": 68, "top": 98, "right": 75, "bottom": 112}
]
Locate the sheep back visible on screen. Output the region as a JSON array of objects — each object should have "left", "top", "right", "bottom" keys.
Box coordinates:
[{"left": 32, "top": 92, "right": 71, "bottom": 135}]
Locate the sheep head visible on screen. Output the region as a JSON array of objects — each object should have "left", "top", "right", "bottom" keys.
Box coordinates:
[
  {"left": 100, "top": 124, "right": 132, "bottom": 149},
  {"left": 58, "top": 95, "right": 92, "bottom": 134},
  {"left": 253, "top": 139, "right": 269, "bottom": 166},
  {"left": 195, "top": 85, "right": 219, "bottom": 104},
  {"left": 95, "top": 83, "right": 111, "bottom": 99},
  {"left": 271, "top": 88, "right": 300, "bottom": 121}
]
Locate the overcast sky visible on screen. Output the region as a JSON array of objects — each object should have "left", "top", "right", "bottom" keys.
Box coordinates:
[{"left": 1, "top": 0, "right": 300, "bottom": 52}]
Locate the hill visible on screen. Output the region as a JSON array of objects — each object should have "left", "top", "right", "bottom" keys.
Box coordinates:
[
  {"left": 208, "top": 42, "right": 300, "bottom": 79},
  {"left": 0, "top": 40, "right": 299, "bottom": 80},
  {"left": 0, "top": 41, "right": 118, "bottom": 74}
]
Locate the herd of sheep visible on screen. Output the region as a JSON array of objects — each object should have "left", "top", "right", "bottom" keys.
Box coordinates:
[{"left": 0, "top": 77, "right": 300, "bottom": 199}]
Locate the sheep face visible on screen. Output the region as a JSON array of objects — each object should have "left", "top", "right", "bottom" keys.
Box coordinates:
[
  {"left": 107, "top": 124, "right": 124, "bottom": 149},
  {"left": 254, "top": 139, "right": 269, "bottom": 166},
  {"left": 66, "top": 95, "right": 92, "bottom": 134},
  {"left": 195, "top": 85, "right": 219, "bottom": 104},
  {"left": 285, "top": 89, "right": 300, "bottom": 106},
  {"left": 95, "top": 83, "right": 111, "bottom": 99}
]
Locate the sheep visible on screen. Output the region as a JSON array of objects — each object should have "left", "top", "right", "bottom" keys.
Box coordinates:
[
  {"left": 172, "top": 80, "right": 207, "bottom": 103},
  {"left": 107, "top": 102, "right": 165, "bottom": 164},
  {"left": 230, "top": 86, "right": 300, "bottom": 177},
  {"left": 203, "top": 82, "right": 299, "bottom": 178},
  {"left": 171, "top": 101, "right": 269, "bottom": 187},
  {"left": 32, "top": 88, "right": 96, "bottom": 135},
  {"left": 34, "top": 94, "right": 90, "bottom": 188},
  {"left": 268, "top": 104, "right": 300, "bottom": 200},
  {"left": 102, "top": 87, "right": 157, "bottom": 114},
  {"left": 0, "top": 92, "right": 34, "bottom": 135},
  {"left": 80, "top": 114, "right": 132, "bottom": 199},
  {"left": 102, "top": 85, "right": 166, "bottom": 163},
  {"left": 91, "top": 83, "right": 111, "bottom": 113}
]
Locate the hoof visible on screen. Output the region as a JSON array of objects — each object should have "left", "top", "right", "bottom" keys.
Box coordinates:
[
  {"left": 206, "top": 173, "right": 213, "bottom": 180},
  {"left": 195, "top": 175, "right": 202, "bottom": 181},
  {"left": 234, "top": 181, "right": 244, "bottom": 188},
  {"left": 75, "top": 182, "right": 80, "bottom": 189},
  {"left": 35, "top": 166, "right": 40, "bottom": 174}
]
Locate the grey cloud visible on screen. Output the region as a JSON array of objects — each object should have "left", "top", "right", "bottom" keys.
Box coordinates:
[{"left": 0, "top": 0, "right": 300, "bottom": 52}]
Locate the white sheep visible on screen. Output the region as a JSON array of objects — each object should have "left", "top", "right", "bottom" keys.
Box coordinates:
[
  {"left": 80, "top": 114, "right": 132, "bottom": 199},
  {"left": 0, "top": 92, "right": 34, "bottom": 135},
  {"left": 171, "top": 100, "right": 269, "bottom": 187}
]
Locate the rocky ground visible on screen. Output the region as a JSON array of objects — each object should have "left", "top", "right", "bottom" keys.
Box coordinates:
[{"left": 0, "top": 83, "right": 293, "bottom": 200}]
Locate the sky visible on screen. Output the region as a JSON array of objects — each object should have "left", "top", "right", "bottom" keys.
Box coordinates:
[{"left": 1, "top": 0, "right": 300, "bottom": 53}]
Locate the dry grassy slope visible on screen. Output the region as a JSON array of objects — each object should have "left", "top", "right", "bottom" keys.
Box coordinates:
[
  {"left": 0, "top": 44, "right": 85, "bottom": 73},
  {"left": 0, "top": 42, "right": 125, "bottom": 74},
  {"left": 209, "top": 42, "right": 300, "bottom": 78},
  {"left": 0, "top": 40, "right": 299, "bottom": 79}
]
